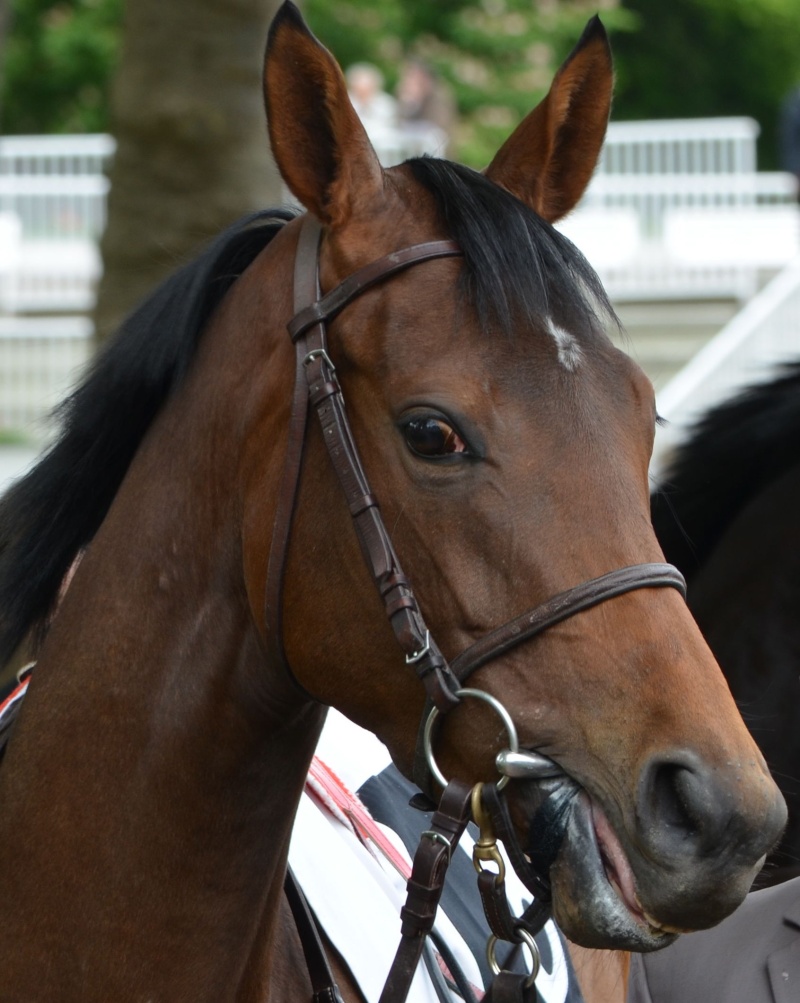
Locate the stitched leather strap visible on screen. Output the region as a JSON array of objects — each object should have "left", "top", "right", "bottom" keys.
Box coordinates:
[
  {"left": 379, "top": 780, "right": 473, "bottom": 1003},
  {"left": 278, "top": 216, "right": 465, "bottom": 710},
  {"left": 412, "top": 564, "right": 687, "bottom": 790},
  {"left": 303, "top": 334, "right": 460, "bottom": 709},
  {"left": 450, "top": 563, "right": 686, "bottom": 683}
]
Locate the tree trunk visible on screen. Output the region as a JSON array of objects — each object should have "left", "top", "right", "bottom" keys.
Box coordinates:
[{"left": 94, "top": 0, "right": 285, "bottom": 341}]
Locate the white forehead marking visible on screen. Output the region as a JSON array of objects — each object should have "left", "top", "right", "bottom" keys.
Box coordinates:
[{"left": 545, "top": 317, "right": 583, "bottom": 372}]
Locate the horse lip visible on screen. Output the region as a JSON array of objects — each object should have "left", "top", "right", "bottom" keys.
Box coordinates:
[
  {"left": 547, "top": 790, "right": 680, "bottom": 948},
  {"left": 511, "top": 766, "right": 694, "bottom": 943},
  {"left": 588, "top": 802, "right": 695, "bottom": 937},
  {"left": 590, "top": 801, "right": 643, "bottom": 922}
]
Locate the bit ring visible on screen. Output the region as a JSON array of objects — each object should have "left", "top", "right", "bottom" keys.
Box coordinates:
[{"left": 423, "top": 687, "right": 519, "bottom": 792}]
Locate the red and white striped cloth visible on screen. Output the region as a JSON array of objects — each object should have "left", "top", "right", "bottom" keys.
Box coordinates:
[{"left": 293, "top": 709, "right": 572, "bottom": 1003}]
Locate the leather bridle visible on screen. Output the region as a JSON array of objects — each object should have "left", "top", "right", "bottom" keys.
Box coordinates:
[
  {"left": 265, "top": 214, "right": 687, "bottom": 788},
  {"left": 269, "top": 214, "right": 688, "bottom": 1002}
]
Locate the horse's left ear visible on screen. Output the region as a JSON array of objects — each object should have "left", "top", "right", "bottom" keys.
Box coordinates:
[
  {"left": 485, "top": 17, "right": 612, "bottom": 223},
  {"left": 263, "top": 1, "right": 384, "bottom": 226}
]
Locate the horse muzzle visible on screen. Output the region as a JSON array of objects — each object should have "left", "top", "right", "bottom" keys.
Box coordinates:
[{"left": 509, "top": 746, "right": 787, "bottom": 950}]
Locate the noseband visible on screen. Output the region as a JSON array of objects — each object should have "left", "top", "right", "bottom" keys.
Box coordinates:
[{"left": 265, "top": 215, "right": 686, "bottom": 788}]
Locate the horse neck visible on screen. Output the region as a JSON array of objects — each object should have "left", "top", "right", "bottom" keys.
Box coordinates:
[
  {"left": 567, "top": 944, "right": 630, "bottom": 1003},
  {"left": 0, "top": 280, "right": 327, "bottom": 999}
]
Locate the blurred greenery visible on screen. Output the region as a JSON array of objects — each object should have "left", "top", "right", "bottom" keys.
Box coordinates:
[
  {"left": 1, "top": 0, "right": 122, "bottom": 134},
  {"left": 614, "top": 0, "right": 800, "bottom": 170},
  {"left": 2, "top": 0, "right": 800, "bottom": 167},
  {"left": 305, "top": 0, "right": 633, "bottom": 165}
]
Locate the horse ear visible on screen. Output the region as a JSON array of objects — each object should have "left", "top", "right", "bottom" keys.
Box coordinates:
[
  {"left": 263, "top": 2, "right": 383, "bottom": 226},
  {"left": 484, "top": 17, "right": 612, "bottom": 223}
]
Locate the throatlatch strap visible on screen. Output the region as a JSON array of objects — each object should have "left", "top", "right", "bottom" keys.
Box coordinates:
[{"left": 264, "top": 218, "right": 324, "bottom": 685}]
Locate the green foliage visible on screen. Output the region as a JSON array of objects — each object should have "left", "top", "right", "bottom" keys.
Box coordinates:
[
  {"left": 307, "top": 0, "right": 633, "bottom": 166},
  {"left": 612, "top": 0, "right": 800, "bottom": 169},
  {"left": 9, "top": 0, "right": 798, "bottom": 174},
  {"left": 1, "top": 0, "right": 123, "bottom": 134},
  {"left": 1, "top": 0, "right": 632, "bottom": 162}
]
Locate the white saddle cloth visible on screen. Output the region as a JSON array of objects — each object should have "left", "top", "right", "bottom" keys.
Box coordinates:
[{"left": 289, "top": 710, "right": 573, "bottom": 1003}]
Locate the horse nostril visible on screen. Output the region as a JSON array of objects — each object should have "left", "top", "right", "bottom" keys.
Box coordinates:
[
  {"left": 638, "top": 754, "right": 730, "bottom": 859},
  {"left": 650, "top": 764, "right": 702, "bottom": 839}
]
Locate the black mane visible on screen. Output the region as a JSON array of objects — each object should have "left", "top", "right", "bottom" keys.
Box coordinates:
[
  {"left": 0, "top": 209, "right": 296, "bottom": 667},
  {"left": 652, "top": 362, "right": 800, "bottom": 578},
  {"left": 408, "top": 157, "right": 615, "bottom": 338}
]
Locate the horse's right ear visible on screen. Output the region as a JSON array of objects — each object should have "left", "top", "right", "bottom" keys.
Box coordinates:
[{"left": 263, "top": 1, "right": 384, "bottom": 226}]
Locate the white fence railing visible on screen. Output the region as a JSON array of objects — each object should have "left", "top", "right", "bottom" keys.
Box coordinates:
[
  {"left": 0, "top": 315, "right": 92, "bottom": 435},
  {"left": 0, "top": 134, "right": 113, "bottom": 239},
  {"left": 558, "top": 118, "right": 800, "bottom": 302},
  {"left": 1, "top": 122, "right": 798, "bottom": 315},
  {"left": 598, "top": 117, "right": 759, "bottom": 175},
  {"left": 651, "top": 255, "right": 800, "bottom": 480},
  {"left": 0, "top": 134, "right": 113, "bottom": 315},
  {"left": 1, "top": 121, "right": 799, "bottom": 439}
]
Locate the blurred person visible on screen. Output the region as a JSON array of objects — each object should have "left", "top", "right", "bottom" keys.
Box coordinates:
[
  {"left": 778, "top": 85, "right": 800, "bottom": 196},
  {"left": 345, "top": 62, "right": 398, "bottom": 143},
  {"left": 396, "top": 58, "right": 457, "bottom": 157}
]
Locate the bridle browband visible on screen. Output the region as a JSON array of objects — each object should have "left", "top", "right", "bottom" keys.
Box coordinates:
[{"left": 265, "top": 214, "right": 687, "bottom": 789}]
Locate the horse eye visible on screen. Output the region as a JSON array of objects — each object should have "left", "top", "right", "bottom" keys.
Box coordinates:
[{"left": 403, "top": 416, "right": 467, "bottom": 459}]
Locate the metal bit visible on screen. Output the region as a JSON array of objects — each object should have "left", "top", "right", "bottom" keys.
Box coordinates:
[{"left": 495, "top": 749, "right": 562, "bottom": 779}]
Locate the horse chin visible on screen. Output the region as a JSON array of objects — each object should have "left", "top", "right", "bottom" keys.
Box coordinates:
[{"left": 547, "top": 791, "right": 679, "bottom": 951}]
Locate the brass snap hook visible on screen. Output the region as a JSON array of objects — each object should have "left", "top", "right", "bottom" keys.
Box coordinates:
[{"left": 471, "top": 783, "right": 506, "bottom": 886}]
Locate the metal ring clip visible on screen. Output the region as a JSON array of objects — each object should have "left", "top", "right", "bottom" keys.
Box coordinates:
[
  {"left": 487, "top": 927, "right": 541, "bottom": 988},
  {"left": 471, "top": 783, "right": 506, "bottom": 885},
  {"left": 423, "top": 687, "right": 519, "bottom": 792}
]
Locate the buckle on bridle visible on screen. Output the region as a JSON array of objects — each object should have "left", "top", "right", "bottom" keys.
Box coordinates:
[
  {"left": 405, "top": 630, "right": 431, "bottom": 665},
  {"left": 302, "top": 347, "right": 336, "bottom": 372}
]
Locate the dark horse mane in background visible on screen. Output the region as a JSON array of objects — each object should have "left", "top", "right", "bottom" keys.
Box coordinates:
[
  {"left": 652, "top": 361, "right": 800, "bottom": 881},
  {"left": 652, "top": 362, "right": 800, "bottom": 577},
  {"left": 0, "top": 158, "right": 611, "bottom": 675}
]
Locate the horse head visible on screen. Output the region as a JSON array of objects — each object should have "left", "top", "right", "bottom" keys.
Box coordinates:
[{"left": 256, "top": 2, "right": 786, "bottom": 951}]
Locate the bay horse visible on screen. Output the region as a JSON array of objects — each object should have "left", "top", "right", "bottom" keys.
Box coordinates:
[
  {"left": 0, "top": 3, "right": 786, "bottom": 999},
  {"left": 652, "top": 362, "right": 800, "bottom": 884}
]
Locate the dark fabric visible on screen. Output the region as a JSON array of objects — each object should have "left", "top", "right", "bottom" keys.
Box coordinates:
[
  {"left": 779, "top": 88, "right": 800, "bottom": 177},
  {"left": 627, "top": 877, "right": 800, "bottom": 1003},
  {"left": 358, "top": 764, "right": 584, "bottom": 1002}
]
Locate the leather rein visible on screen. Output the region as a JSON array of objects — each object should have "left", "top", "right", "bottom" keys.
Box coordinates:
[{"left": 270, "top": 215, "right": 687, "bottom": 1002}]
